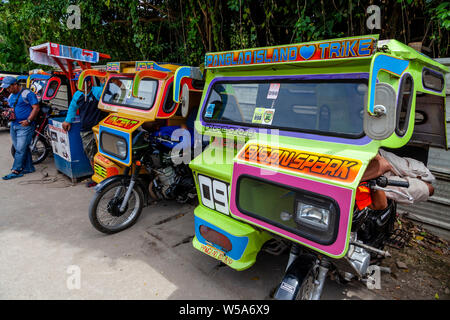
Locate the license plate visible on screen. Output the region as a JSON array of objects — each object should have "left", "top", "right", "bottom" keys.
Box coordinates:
[{"left": 199, "top": 244, "right": 233, "bottom": 266}]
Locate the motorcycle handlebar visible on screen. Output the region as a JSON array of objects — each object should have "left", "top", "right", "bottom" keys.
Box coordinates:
[
  {"left": 374, "top": 176, "right": 409, "bottom": 188},
  {"left": 386, "top": 179, "right": 410, "bottom": 188}
]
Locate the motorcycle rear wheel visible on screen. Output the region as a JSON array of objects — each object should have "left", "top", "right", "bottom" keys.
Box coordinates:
[
  {"left": 11, "top": 136, "right": 50, "bottom": 165},
  {"left": 89, "top": 180, "right": 144, "bottom": 234}
]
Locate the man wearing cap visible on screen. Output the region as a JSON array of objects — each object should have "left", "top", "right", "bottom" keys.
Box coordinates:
[
  {"left": 1, "top": 76, "right": 40, "bottom": 180},
  {"left": 62, "top": 76, "right": 106, "bottom": 186}
]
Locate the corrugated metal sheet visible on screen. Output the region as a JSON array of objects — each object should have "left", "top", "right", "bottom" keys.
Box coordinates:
[
  {"left": 398, "top": 58, "right": 450, "bottom": 240},
  {"left": 50, "top": 84, "right": 69, "bottom": 110}
]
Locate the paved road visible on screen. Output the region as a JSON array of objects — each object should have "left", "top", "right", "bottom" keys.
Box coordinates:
[{"left": 0, "top": 129, "right": 382, "bottom": 300}]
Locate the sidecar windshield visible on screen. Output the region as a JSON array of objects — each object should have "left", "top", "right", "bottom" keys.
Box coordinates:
[
  {"left": 202, "top": 78, "right": 368, "bottom": 138},
  {"left": 102, "top": 77, "right": 158, "bottom": 110},
  {"left": 30, "top": 79, "right": 47, "bottom": 100}
]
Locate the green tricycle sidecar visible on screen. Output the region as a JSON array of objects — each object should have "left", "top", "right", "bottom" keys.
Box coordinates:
[{"left": 189, "top": 35, "right": 448, "bottom": 299}]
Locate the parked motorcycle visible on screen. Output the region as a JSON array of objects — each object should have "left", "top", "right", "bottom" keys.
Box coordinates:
[
  {"left": 88, "top": 126, "right": 197, "bottom": 234},
  {"left": 0, "top": 89, "right": 12, "bottom": 129},
  {"left": 10, "top": 104, "right": 67, "bottom": 164}
]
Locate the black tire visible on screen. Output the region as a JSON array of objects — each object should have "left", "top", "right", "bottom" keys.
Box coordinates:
[
  {"left": 295, "top": 266, "right": 318, "bottom": 300},
  {"left": 11, "top": 136, "right": 50, "bottom": 165},
  {"left": 88, "top": 180, "right": 144, "bottom": 234}
]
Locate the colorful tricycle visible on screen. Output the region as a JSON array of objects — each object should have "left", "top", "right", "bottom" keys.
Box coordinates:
[
  {"left": 86, "top": 61, "right": 204, "bottom": 234},
  {"left": 21, "top": 43, "right": 110, "bottom": 166},
  {"left": 189, "top": 35, "right": 448, "bottom": 299}
]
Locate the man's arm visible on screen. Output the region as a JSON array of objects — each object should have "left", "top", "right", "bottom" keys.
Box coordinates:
[
  {"left": 361, "top": 154, "right": 393, "bottom": 181},
  {"left": 92, "top": 85, "right": 104, "bottom": 101},
  {"left": 62, "top": 91, "right": 82, "bottom": 131},
  {"left": 19, "top": 90, "right": 39, "bottom": 127},
  {"left": 19, "top": 103, "right": 40, "bottom": 127}
]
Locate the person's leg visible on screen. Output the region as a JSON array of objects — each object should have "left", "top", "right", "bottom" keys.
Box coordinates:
[
  {"left": 21, "top": 124, "right": 36, "bottom": 173},
  {"left": 81, "top": 131, "right": 96, "bottom": 165},
  {"left": 369, "top": 189, "right": 388, "bottom": 210},
  {"left": 8, "top": 123, "right": 21, "bottom": 175},
  {"left": 11, "top": 125, "right": 34, "bottom": 173},
  {"left": 80, "top": 131, "right": 96, "bottom": 187},
  {"left": 11, "top": 124, "right": 35, "bottom": 173},
  {"left": 10, "top": 123, "right": 18, "bottom": 170}
]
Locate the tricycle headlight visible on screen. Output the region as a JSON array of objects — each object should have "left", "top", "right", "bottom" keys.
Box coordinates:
[
  {"left": 295, "top": 202, "right": 330, "bottom": 230},
  {"left": 116, "top": 140, "right": 127, "bottom": 158},
  {"left": 100, "top": 131, "right": 128, "bottom": 160}
]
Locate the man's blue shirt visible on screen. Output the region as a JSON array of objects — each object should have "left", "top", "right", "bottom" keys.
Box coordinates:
[{"left": 8, "top": 89, "right": 39, "bottom": 123}]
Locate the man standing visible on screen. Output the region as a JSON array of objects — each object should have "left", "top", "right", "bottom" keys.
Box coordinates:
[
  {"left": 62, "top": 76, "right": 106, "bottom": 186},
  {"left": 1, "top": 76, "right": 40, "bottom": 180}
]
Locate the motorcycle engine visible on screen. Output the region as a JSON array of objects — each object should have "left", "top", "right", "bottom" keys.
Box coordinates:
[
  {"left": 154, "top": 166, "right": 177, "bottom": 199},
  {"left": 149, "top": 149, "right": 196, "bottom": 203}
]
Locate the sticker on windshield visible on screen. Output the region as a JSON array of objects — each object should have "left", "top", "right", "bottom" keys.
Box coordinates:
[
  {"left": 252, "top": 107, "right": 265, "bottom": 124},
  {"left": 126, "top": 81, "right": 133, "bottom": 98},
  {"left": 205, "top": 103, "right": 216, "bottom": 118},
  {"left": 263, "top": 109, "right": 275, "bottom": 125},
  {"left": 267, "top": 83, "right": 280, "bottom": 99}
]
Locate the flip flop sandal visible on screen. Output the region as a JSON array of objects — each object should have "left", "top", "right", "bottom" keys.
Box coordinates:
[{"left": 2, "top": 172, "right": 24, "bottom": 180}]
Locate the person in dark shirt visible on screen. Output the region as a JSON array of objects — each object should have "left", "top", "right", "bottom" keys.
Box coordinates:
[{"left": 62, "top": 76, "right": 106, "bottom": 186}]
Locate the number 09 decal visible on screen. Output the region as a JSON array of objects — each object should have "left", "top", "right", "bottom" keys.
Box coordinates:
[{"left": 197, "top": 175, "right": 230, "bottom": 214}]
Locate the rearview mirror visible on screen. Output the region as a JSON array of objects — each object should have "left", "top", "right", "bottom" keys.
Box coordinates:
[{"left": 363, "top": 83, "right": 397, "bottom": 140}]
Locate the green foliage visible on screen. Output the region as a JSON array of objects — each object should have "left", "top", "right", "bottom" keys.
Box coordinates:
[
  {"left": 0, "top": 0, "right": 448, "bottom": 72},
  {"left": 434, "top": 2, "right": 450, "bottom": 30}
]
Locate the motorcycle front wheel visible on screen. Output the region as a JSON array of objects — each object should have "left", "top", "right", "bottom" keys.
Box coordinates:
[
  {"left": 88, "top": 180, "right": 144, "bottom": 234},
  {"left": 295, "top": 265, "right": 319, "bottom": 300}
]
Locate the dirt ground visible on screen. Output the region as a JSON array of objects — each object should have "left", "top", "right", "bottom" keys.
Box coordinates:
[{"left": 366, "top": 214, "right": 450, "bottom": 300}]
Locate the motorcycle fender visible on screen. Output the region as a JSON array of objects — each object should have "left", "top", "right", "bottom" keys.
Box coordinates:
[
  {"left": 274, "top": 253, "right": 317, "bottom": 300},
  {"left": 94, "top": 175, "right": 149, "bottom": 205}
]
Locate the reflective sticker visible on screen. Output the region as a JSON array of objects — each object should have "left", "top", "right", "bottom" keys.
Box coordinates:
[
  {"left": 267, "top": 83, "right": 280, "bottom": 99},
  {"left": 262, "top": 109, "right": 275, "bottom": 125},
  {"left": 280, "top": 282, "right": 295, "bottom": 295},
  {"left": 205, "top": 103, "right": 215, "bottom": 118},
  {"left": 252, "top": 107, "right": 265, "bottom": 124}
]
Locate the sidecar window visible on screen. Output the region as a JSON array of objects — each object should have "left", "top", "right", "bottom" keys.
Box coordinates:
[
  {"left": 422, "top": 68, "right": 444, "bottom": 92},
  {"left": 46, "top": 80, "right": 60, "bottom": 99},
  {"left": 396, "top": 74, "right": 413, "bottom": 137}
]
